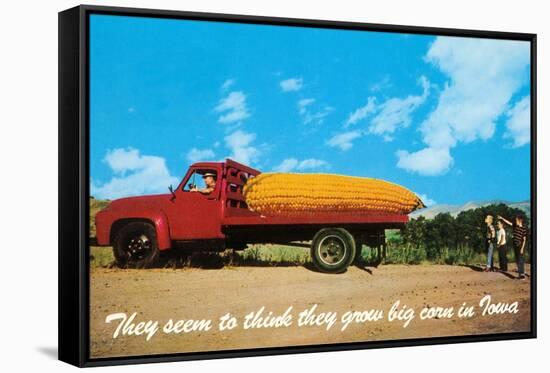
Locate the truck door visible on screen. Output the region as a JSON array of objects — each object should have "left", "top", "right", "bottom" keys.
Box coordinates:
[{"left": 165, "top": 167, "right": 224, "bottom": 240}]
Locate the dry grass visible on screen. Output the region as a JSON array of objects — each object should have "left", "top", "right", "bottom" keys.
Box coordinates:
[
  {"left": 89, "top": 197, "right": 110, "bottom": 239},
  {"left": 89, "top": 244, "right": 311, "bottom": 269}
]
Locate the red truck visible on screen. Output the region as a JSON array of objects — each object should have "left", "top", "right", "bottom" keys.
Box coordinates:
[{"left": 95, "top": 159, "right": 409, "bottom": 273}]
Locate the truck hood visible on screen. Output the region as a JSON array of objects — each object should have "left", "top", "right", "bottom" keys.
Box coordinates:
[{"left": 108, "top": 194, "right": 171, "bottom": 210}]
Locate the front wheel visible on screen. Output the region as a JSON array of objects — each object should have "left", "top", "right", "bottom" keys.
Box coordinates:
[
  {"left": 113, "top": 222, "right": 160, "bottom": 268},
  {"left": 311, "top": 228, "right": 356, "bottom": 273}
]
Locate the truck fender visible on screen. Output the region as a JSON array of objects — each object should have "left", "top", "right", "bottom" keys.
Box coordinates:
[
  {"left": 152, "top": 211, "right": 171, "bottom": 250},
  {"left": 109, "top": 212, "right": 171, "bottom": 251}
]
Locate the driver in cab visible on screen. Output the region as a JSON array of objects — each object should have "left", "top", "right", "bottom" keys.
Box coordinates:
[{"left": 190, "top": 172, "right": 216, "bottom": 195}]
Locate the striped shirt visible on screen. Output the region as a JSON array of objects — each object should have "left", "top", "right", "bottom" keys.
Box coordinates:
[
  {"left": 513, "top": 224, "right": 528, "bottom": 248},
  {"left": 486, "top": 224, "right": 496, "bottom": 241}
]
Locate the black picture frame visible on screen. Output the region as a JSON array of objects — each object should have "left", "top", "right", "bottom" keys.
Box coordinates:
[{"left": 58, "top": 4, "right": 537, "bottom": 367}]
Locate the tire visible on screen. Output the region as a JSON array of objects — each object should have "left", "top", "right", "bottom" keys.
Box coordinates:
[
  {"left": 113, "top": 222, "right": 160, "bottom": 268},
  {"left": 310, "top": 228, "right": 356, "bottom": 273}
]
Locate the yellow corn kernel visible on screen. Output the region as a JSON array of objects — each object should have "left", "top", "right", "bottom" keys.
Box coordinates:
[{"left": 243, "top": 172, "right": 425, "bottom": 216}]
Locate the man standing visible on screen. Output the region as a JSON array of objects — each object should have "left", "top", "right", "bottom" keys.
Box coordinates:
[
  {"left": 496, "top": 220, "right": 508, "bottom": 272},
  {"left": 484, "top": 215, "right": 496, "bottom": 272},
  {"left": 498, "top": 215, "right": 528, "bottom": 280}
]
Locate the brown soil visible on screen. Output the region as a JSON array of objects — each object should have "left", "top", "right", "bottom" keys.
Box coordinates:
[{"left": 90, "top": 263, "right": 531, "bottom": 358}]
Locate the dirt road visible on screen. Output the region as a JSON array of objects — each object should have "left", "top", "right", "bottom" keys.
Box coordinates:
[{"left": 90, "top": 263, "right": 531, "bottom": 358}]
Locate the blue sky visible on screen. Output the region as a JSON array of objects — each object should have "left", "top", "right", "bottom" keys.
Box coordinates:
[{"left": 90, "top": 14, "right": 531, "bottom": 205}]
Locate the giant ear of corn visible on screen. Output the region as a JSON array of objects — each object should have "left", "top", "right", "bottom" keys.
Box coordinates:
[{"left": 242, "top": 173, "right": 425, "bottom": 216}]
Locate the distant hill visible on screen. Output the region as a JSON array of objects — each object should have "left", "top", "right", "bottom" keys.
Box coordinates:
[{"left": 411, "top": 200, "right": 531, "bottom": 220}]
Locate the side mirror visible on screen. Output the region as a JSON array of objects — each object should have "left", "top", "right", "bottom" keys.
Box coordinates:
[{"left": 168, "top": 185, "right": 176, "bottom": 201}]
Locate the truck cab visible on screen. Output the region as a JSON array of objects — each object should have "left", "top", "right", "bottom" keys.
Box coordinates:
[{"left": 94, "top": 159, "right": 260, "bottom": 267}]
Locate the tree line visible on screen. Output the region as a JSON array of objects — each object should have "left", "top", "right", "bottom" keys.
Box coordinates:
[{"left": 382, "top": 204, "right": 531, "bottom": 265}]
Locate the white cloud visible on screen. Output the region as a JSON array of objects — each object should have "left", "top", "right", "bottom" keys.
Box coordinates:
[
  {"left": 326, "top": 130, "right": 363, "bottom": 151},
  {"left": 273, "top": 158, "right": 299, "bottom": 172},
  {"left": 186, "top": 148, "right": 215, "bottom": 163},
  {"left": 273, "top": 158, "right": 328, "bottom": 172},
  {"left": 370, "top": 76, "right": 392, "bottom": 92},
  {"left": 396, "top": 147, "right": 453, "bottom": 176},
  {"left": 344, "top": 77, "right": 429, "bottom": 131},
  {"left": 297, "top": 158, "right": 328, "bottom": 170},
  {"left": 280, "top": 78, "right": 303, "bottom": 92},
  {"left": 417, "top": 193, "right": 437, "bottom": 207},
  {"left": 303, "top": 106, "right": 333, "bottom": 125},
  {"left": 338, "top": 76, "right": 429, "bottom": 147},
  {"left": 504, "top": 95, "right": 530, "bottom": 148},
  {"left": 345, "top": 97, "right": 377, "bottom": 127},
  {"left": 224, "top": 130, "right": 259, "bottom": 165},
  {"left": 221, "top": 79, "right": 235, "bottom": 91},
  {"left": 298, "top": 98, "right": 315, "bottom": 115},
  {"left": 369, "top": 76, "right": 430, "bottom": 136},
  {"left": 297, "top": 98, "right": 333, "bottom": 125},
  {"left": 215, "top": 91, "right": 250, "bottom": 124},
  {"left": 397, "top": 37, "right": 529, "bottom": 175},
  {"left": 91, "top": 148, "right": 179, "bottom": 200}
]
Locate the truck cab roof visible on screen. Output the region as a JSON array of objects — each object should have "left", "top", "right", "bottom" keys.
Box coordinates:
[{"left": 189, "top": 159, "right": 261, "bottom": 177}]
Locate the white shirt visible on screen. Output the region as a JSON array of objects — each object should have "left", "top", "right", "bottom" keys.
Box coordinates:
[{"left": 497, "top": 228, "right": 506, "bottom": 245}]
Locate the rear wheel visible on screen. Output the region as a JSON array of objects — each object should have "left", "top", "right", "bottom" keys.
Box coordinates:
[
  {"left": 311, "top": 228, "right": 356, "bottom": 273},
  {"left": 113, "top": 222, "right": 160, "bottom": 268}
]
